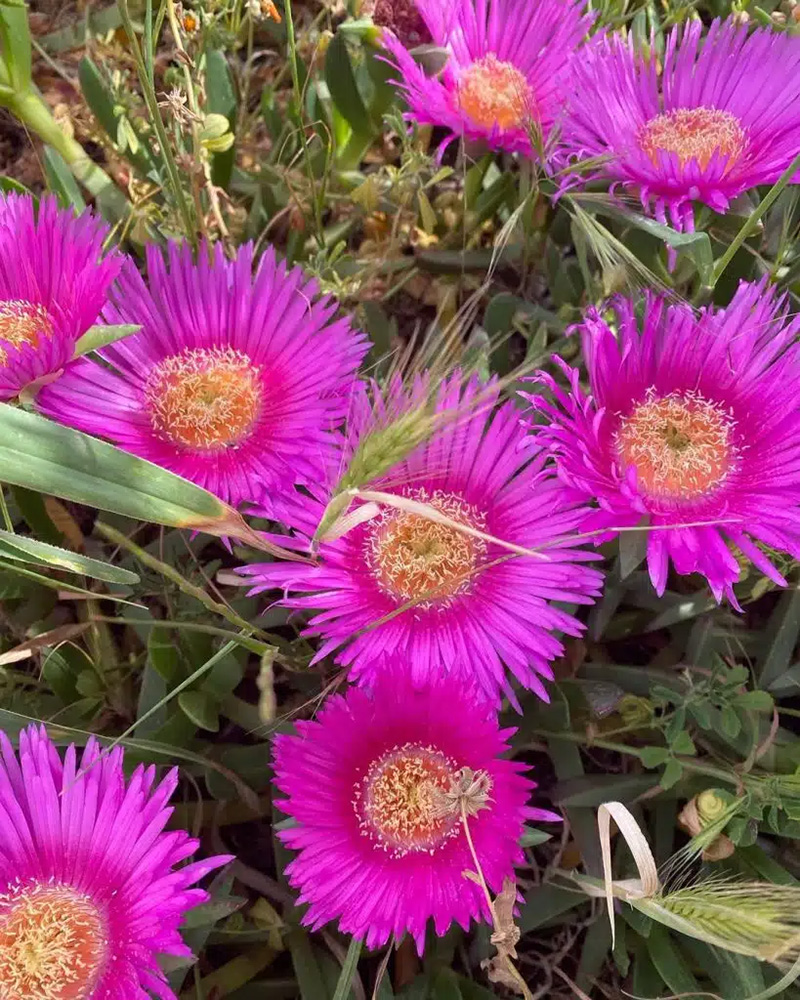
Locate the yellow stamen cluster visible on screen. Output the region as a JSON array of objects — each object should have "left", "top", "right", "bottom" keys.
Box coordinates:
[
  {"left": 367, "top": 489, "right": 486, "bottom": 606},
  {"left": 145, "top": 346, "right": 263, "bottom": 452},
  {"left": 639, "top": 107, "right": 746, "bottom": 171},
  {"left": 457, "top": 54, "right": 533, "bottom": 131},
  {"left": 616, "top": 389, "right": 736, "bottom": 499},
  {"left": 0, "top": 299, "right": 54, "bottom": 366},
  {"left": 356, "top": 743, "right": 465, "bottom": 855},
  {"left": 0, "top": 882, "right": 107, "bottom": 1000}
]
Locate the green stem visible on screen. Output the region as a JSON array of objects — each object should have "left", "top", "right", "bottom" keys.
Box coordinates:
[
  {"left": 283, "top": 0, "right": 324, "bottom": 246},
  {"left": 528, "top": 728, "right": 747, "bottom": 788},
  {"left": 0, "top": 489, "right": 13, "bottom": 533},
  {"left": 95, "top": 521, "right": 267, "bottom": 640},
  {"left": 331, "top": 937, "right": 363, "bottom": 1000},
  {"left": 8, "top": 91, "right": 124, "bottom": 206},
  {"left": 116, "top": 0, "right": 197, "bottom": 241},
  {"left": 712, "top": 148, "right": 800, "bottom": 286},
  {"left": 92, "top": 615, "right": 282, "bottom": 657}
]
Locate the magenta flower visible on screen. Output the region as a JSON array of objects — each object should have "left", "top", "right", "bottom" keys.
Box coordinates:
[
  {"left": 381, "top": 0, "right": 593, "bottom": 156},
  {"left": 528, "top": 281, "right": 800, "bottom": 604},
  {"left": 0, "top": 724, "right": 231, "bottom": 999},
  {"left": 239, "top": 376, "right": 602, "bottom": 706},
  {"left": 558, "top": 20, "right": 800, "bottom": 229},
  {"left": 273, "top": 670, "right": 556, "bottom": 950},
  {"left": 37, "top": 242, "right": 368, "bottom": 508},
  {"left": 0, "top": 194, "right": 121, "bottom": 400}
]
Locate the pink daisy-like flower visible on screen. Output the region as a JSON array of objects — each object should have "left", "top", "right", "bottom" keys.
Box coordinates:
[
  {"left": 528, "top": 280, "right": 800, "bottom": 604},
  {"left": 0, "top": 194, "right": 121, "bottom": 400},
  {"left": 274, "top": 670, "right": 557, "bottom": 950},
  {"left": 558, "top": 20, "right": 800, "bottom": 229},
  {"left": 36, "top": 241, "right": 368, "bottom": 508},
  {"left": 381, "top": 0, "right": 593, "bottom": 157},
  {"left": 239, "top": 376, "right": 602, "bottom": 706},
  {"left": 0, "top": 724, "right": 232, "bottom": 999}
]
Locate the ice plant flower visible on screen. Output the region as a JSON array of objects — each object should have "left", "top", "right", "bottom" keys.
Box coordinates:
[
  {"left": 558, "top": 19, "right": 800, "bottom": 228},
  {"left": 273, "top": 670, "right": 557, "bottom": 950},
  {"left": 0, "top": 724, "right": 232, "bottom": 999},
  {"left": 37, "top": 241, "right": 368, "bottom": 508},
  {"left": 240, "top": 376, "right": 602, "bottom": 706},
  {"left": 381, "top": 0, "right": 593, "bottom": 156},
  {"left": 0, "top": 193, "right": 121, "bottom": 400},
  {"left": 528, "top": 281, "right": 800, "bottom": 604}
]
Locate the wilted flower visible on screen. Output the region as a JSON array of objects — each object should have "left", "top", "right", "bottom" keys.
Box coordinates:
[
  {"left": 37, "top": 241, "right": 368, "bottom": 509},
  {"left": 558, "top": 19, "right": 800, "bottom": 229},
  {"left": 528, "top": 280, "right": 800, "bottom": 604},
  {"left": 0, "top": 725, "right": 231, "bottom": 998},
  {"left": 382, "top": 0, "right": 593, "bottom": 156},
  {"left": 273, "top": 670, "right": 557, "bottom": 950},
  {"left": 0, "top": 194, "right": 121, "bottom": 400},
  {"left": 362, "top": 0, "right": 431, "bottom": 47}
]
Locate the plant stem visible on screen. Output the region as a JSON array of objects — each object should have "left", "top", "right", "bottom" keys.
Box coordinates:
[
  {"left": 712, "top": 148, "right": 800, "bottom": 286},
  {"left": 283, "top": 0, "right": 324, "bottom": 245},
  {"left": 7, "top": 91, "right": 125, "bottom": 207},
  {"left": 117, "top": 0, "right": 197, "bottom": 241},
  {"left": 91, "top": 615, "right": 280, "bottom": 656},
  {"left": 95, "top": 521, "right": 268, "bottom": 640},
  {"left": 165, "top": 0, "right": 230, "bottom": 244},
  {"left": 0, "top": 490, "right": 13, "bottom": 533},
  {"left": 331, "top": 937, "right": 363, "bottom": 1000}
]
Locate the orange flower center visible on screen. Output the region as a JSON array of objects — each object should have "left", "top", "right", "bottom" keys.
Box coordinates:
[
  {"left": 145, "top": 347, "right": 263, "bottom": 451},
  {"left": 367, "top": 489, "right": 486, "bottom": 605},
  {"left": 0, "top": 883, "right": 107, "bottom": 1000},
  {"left": 616, "top": 390, "right": 736, "bottom": 499},
  {"left": 357, "top": 743, "right": 463, "bottom": 855},
  {"left": 639, "top": 107, "right": 746, "bottom": 170},
  {"left": 0, "top": 300, "right": 54, "bottom": 366},
  {"left": 457, "top": 54, "right": 533, "bottom": 131}
]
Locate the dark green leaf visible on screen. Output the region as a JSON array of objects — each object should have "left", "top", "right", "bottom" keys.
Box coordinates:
[
  {"left": 178, "top": 690, "right": 220, "bottom": 732},
  {"left": 43, "top": 146, "right": 86, "bottom": 211},
  {"left": 0, "top": 528, "right": 138, "bottom": 584},
  {"left": 0, "top": 407, "right": 244, "bottom": 535},
  {"left": 206, "top": 49, "right": 237, "bottom": 188},
  {"left": 759, "top": 587, "right": 800, "bottom": 689},
  {"left": 325, "top": 31, "right": 372, "bottom": 144}
]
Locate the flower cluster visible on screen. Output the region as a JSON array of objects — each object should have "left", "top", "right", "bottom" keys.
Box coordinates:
[{"left": 3, "top": 0, "right": 800, "bottom": 970}]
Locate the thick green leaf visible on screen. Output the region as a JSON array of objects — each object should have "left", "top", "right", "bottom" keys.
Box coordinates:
[
  {"left": 646, "top": 926, "right": 703, "bottom": 996},
  {"left": 0, "top": 3, "right": 32, "bottom": 92},
  {"left": 178, "top": 690, "right": 221, "bottom": 733},
  {"left": 331, "top": 937, "right": 362, "bottom": 1000},
  {"left": 206, "top": 49, "right": 237, "bottom": 188},
  {"left": 78, "top": 56, "right": 153, "bottom": 177},
  {"left": 0, "top": 406, "right": 250, "bottom": 538},
  {"left": 43, "top": 146, "right": 86, "bottom": 211},
  {"left": 73, "top": 324, "right": 140, "bottom": 358},
  {"left": 0, "top": 528, "right": 138, "bottom": 584},
  {"left": 759, "top": 588, "right": 800, "bottom": 689},
  {"left": 325, "top": 31, "right": 372, "bottom": 145}
]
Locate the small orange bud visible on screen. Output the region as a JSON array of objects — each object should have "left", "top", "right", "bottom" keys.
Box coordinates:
[
  {"left": 182, "top": 11, "right": 199, "bottom": 32},
  {"left": 263, "top": 0, "right": 282, "bottom": 21}
]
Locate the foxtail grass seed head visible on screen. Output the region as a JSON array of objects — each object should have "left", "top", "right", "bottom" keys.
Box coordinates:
[{"left": 240, "top": 373, "right": 603, "bottom": 707}]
